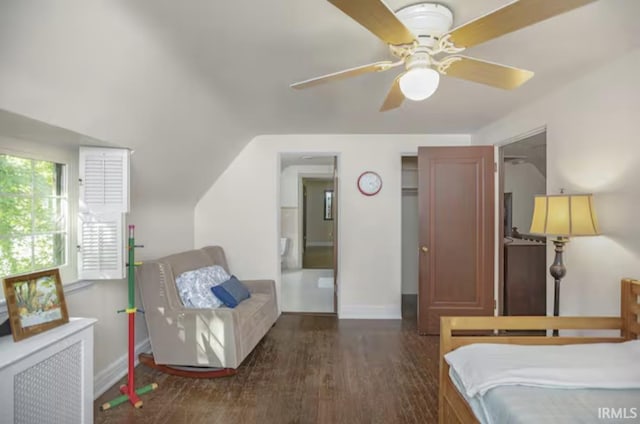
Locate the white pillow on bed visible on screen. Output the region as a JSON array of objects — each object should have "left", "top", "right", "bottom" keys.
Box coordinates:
[
  {"left": 445, "top": 340, "right": 640, "bottom": 397},
  {"left": 175, "top": 265, "right": 230, "bottom": 308}
]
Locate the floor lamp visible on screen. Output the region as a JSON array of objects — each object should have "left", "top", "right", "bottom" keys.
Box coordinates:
[{"left": 529, "top": 193, "right": 599, "bottom": 336}]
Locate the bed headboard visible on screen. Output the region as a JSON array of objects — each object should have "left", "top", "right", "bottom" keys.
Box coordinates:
[{"left": 621, "top": 278, "right": 640, "bottom": 340}]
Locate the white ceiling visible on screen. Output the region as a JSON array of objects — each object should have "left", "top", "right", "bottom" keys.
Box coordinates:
[
  {"left": 122, "top": 0, "right": 640, "bottom": 133},
  {"left": 0, "top": 0, "right": 638, "bottom": 206},
  {"left": 0, "top": 109, "right": 111, "bottom": 148}
]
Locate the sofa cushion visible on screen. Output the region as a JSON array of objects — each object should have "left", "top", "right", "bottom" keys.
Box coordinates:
[
  {"left": 211, "top": 275, "right": 251, "bottom": 308},
  {"left": 175, "top": 265, "right": 230, "bottom": 308}
]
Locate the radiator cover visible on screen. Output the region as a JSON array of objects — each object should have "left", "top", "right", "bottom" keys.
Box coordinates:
[{"left": 0, "top": 318, "right": 96, "bottom": 424}]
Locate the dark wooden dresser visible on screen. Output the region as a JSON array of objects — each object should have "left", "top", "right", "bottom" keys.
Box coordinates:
[{"left": 504, "top": 240, "right": 546, "bottom": 316}]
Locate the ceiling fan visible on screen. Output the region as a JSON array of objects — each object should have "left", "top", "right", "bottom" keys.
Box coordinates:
[{"left": 291, "top": 0, "right": 597, "bottom": 111}]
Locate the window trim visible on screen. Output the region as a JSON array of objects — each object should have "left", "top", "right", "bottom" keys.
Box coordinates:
[{"left": 0, "top": 137, "right": 79, "bottom": 292}]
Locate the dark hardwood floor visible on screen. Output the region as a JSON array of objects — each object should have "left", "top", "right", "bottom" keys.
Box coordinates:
[{"left": 95, "top": 295, "right": 439, "bottom": 424}]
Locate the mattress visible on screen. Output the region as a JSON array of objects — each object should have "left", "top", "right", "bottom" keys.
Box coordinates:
[{"left": 450, "top": 369, "right": 640, "bottom": 424}]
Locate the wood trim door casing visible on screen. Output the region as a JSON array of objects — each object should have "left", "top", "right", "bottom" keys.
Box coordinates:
[
  {"left": 498, "top": 148, "right": 504, "bottom": 316},
  {"left": 333, "top": 157, "right": 339, "bottom": 313}
]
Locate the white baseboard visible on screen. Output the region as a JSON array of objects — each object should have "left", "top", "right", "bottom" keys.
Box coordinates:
[
  {"left": 94, "top": 338, "right": 151, "bottom": 399},
  {"left": 339, "top": 304, "right": 401, "bottom": 319},
  {"left": 306, "top": 241, "right": 333, "bottom": 247}
]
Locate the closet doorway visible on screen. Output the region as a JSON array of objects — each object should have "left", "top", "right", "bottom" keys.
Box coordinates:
[
  {"left": 401, "top": 156, "right": 419, "bottom": 320},
  {"left": 279, "top": 154, "right": 337, "bottom": 314}
]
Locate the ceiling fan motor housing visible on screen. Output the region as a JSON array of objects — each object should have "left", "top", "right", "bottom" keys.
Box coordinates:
[
  {"left": 395, "top": 3, "right": 454, "bottom": 47},
  {"left": 405, "top": 50, "right": 433, "bottom": 70}
]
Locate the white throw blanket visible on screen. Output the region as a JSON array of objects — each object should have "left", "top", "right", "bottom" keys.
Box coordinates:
[{"left": 445, "top": 340, "right": 640, "bottom": 397}]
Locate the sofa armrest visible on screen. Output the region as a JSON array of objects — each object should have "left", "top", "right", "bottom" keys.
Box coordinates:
[{"left": 243, "top": 279, "right": 276, "bottom": 296}]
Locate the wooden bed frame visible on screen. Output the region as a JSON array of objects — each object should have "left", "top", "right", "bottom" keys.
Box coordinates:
[{"left": 438, "top": 278, "right": 640, "bottom": 424}]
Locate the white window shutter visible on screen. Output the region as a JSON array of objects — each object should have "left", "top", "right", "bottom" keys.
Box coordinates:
[
  {"left": 77, "top": 213, "right": 125, "bottom": 280},
  {"left": 79, "top": 147, "right": 130, "bottom": 213}
]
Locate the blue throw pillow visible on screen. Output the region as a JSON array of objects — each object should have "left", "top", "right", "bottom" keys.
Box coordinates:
[{"left": 211, "top": 275, "right": 251, "bottom": 308}]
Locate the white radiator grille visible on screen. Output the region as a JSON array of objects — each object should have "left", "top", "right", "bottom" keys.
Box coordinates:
[{"left": 14, "top": 342, "right": 82, "bottom": 424}]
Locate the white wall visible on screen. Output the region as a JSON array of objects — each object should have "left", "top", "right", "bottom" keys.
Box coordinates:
[
  {"left": 195, "top": 134, "right": 470, "bottom": 319},
  {"left": 504, "top": 162, "right": 546, "bottom": 233},
  {"left": 474, "top": 47, "right": 640, "bottom": 318}
]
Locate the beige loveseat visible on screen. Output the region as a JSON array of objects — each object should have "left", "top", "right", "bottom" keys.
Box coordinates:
[{"left": 137, "top": 246, "right": 279, "bottom": 369}]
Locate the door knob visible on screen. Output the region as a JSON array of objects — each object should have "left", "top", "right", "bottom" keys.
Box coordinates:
[{"left": 421, "top": 246, "right": 429, "bottom": 253}]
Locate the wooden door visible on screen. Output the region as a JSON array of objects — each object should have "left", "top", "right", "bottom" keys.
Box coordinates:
[{"left": 417, "top": 146, "right": 495, "bottom": 334}]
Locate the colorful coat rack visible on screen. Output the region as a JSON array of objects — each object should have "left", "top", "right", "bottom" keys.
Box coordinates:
[{"left": 101, "top": 225, "right": 157, "bottom": 411}]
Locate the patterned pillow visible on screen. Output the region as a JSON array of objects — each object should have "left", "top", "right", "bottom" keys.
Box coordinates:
[{"left": 175, "top": 265, "right": 230, "bottom": 308}]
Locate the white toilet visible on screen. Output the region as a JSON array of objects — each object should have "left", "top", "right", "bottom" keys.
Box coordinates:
[{"left": 279, "top": 237, "right": 289, "bottom": 269}]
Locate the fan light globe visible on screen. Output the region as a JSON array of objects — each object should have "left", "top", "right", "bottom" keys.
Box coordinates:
[{"left": 399, "top": 67, "right": 440, "bottom": 101}]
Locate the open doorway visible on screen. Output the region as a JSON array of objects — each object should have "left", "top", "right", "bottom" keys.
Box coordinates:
[
  {"left": 401, "top": 156, "right": 418, "bottom": 320},
  {"left": 302, "top": 178, "right": 334, "bottom": 269},
  {"left": 500, "top": 130, "right": 547, "bottom": 318},
  {"left": 279, "top": 154, "right": 337, "bottom": 314}
]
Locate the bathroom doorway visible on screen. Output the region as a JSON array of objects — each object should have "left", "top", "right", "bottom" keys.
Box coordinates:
[
  {"left": 302, "top": 178, "right": 334, "bottom": 269},
  {"left": 279, "top": 154, "right": 337, "bottom": 314}
]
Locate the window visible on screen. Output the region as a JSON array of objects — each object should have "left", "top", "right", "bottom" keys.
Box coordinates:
[
  {"left": 0, "top": 154, "right": 68, "bottom": 278},
  {"left": 323, "top": 189, "right": 334, "bottom": 220}
]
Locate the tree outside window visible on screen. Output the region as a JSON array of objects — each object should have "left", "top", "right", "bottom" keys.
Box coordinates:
[{"left": 0, "top": 154, "right": 67, "bottom": 279}]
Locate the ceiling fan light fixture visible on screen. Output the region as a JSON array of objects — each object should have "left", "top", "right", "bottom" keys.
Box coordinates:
[{"left": 399, "top": 67, "right": 440, "bottom": 101}]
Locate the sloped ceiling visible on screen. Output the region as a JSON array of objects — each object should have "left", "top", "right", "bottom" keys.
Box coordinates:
[{"left": 0, "top": 0, "right": 639, "bottom": 205}]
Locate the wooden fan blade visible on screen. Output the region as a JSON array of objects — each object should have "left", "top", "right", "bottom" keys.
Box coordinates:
[
  {"left": 443, "top": 56, "right": 534, "bottom": 90},
  {"left": 380, "top": 73, "right": 405, "bottom": 111},
  {"left": 447, "top": 0, "right": 597, "bottom": 48},
  {"left": 328, "top": 0, "right": 416, "bottom": 46},
  {"left": 291, "top": 61, "right": 395, "bottom": 89}
]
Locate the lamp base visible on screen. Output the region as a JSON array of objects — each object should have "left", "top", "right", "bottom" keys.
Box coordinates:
[{"left": 550, "top": 237, "right": 568, "bottom": 336}]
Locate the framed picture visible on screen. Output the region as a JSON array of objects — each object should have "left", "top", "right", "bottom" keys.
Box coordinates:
[
  {"left": 323, "top": 189, "right": 334, "bottom": 220},
  {"left": 2, "top": 269, "right": 69, "bottom": 342}
]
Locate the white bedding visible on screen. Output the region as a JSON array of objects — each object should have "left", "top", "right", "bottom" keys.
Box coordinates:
[
  {"left": 445, "top": 340, "right": 640, "bottom": 397},
  {"left": 445, "top": 340, "right": 640, "bottom": 424}
]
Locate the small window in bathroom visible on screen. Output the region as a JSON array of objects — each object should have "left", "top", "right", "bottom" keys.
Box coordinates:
[{"left": 323, "top": 190, "right": 333, "bottom": 221}]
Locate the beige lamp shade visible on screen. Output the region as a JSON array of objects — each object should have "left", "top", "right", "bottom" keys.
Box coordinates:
[{"left": 529, "top": 194, "right": 599, "bottom": 237}]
